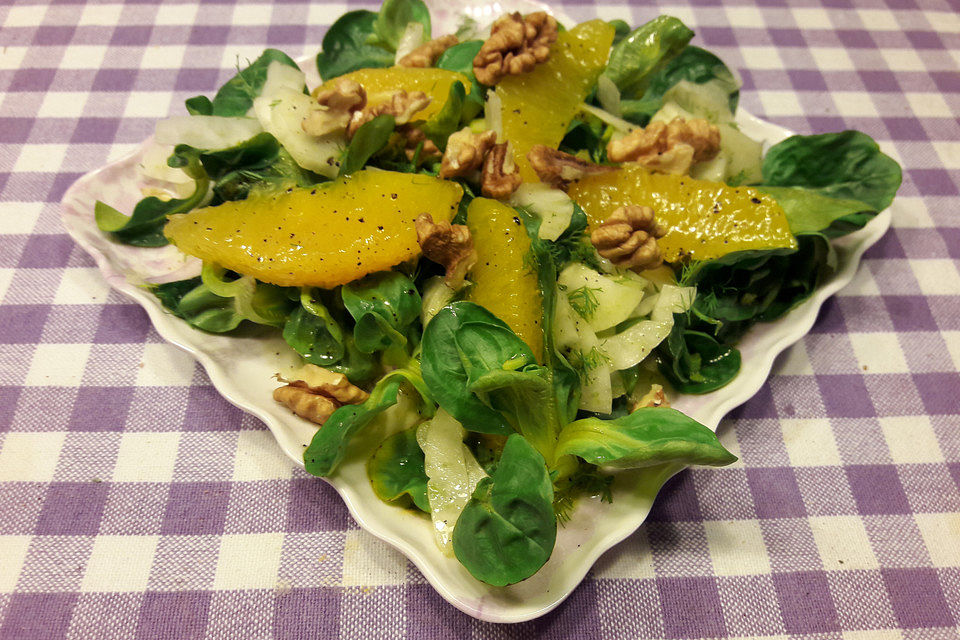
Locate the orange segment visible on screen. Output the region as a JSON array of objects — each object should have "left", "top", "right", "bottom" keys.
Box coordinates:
[
  {"left": 465, "top": 197, "right": 543, "bottom": 360},
  {"left": 312, "top": 67, "right": 472, "bottom": 122},
  {"left": 568, "top": 163, "right": 797, "bottom": 262},
  {"left": 497, "top": 20, "right": 616, "bottom": 182},
  {"left": 164, "top": 169, "right": 463, "bottom": 288}
]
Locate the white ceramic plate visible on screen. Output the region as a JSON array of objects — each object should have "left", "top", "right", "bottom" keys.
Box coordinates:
[{"left": 60, "top": 2, "right": 894, "bottom": 623}]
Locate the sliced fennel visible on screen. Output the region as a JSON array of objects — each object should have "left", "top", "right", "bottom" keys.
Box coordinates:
[
  {"left": 139, "top": 142, "right": 195, "bottom": 197},
  {"left": 596, "top": 74, "right": 622, "bottom": 117},
  {"left": 579, "top": 102, "right": 634, "bottom": 134},
  {"left": 154, "top": 115, "right": 263, "bottom": 151},
  {"left": 416, "top": 410, "right": 487, "bottom": 555},
  {"left": 253, "top": 61, "right": 344, "bottom": 178},
  {"left": 600, "top": 284, "right": 696, "bottom": 371},
  {"left": 485, "top": 90, "right": 503, "bottom": 140},
  {"left": 258, "top": 60, "right": 307, "bottom": 101},
  {"left": 394, "top": 22, "right": 426, "bottom": 63},
  {"left": 555, "top": 293, "right": 612, "bottom": 414},
  {"left": 557, "top": 263, "right": 646, "bottom": 333},
  {"left": 420, "top": 276, "right": 457, "bottom": 327},
  {"left": 510, "top": 183, "right": 575, "bottom": 242},
  {"left": 659, "top": 79, "right": 734, "bottom": 124}
]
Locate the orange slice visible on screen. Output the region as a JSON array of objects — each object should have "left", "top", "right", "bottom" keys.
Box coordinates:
[
  {"left": 465, "top": 197, "right": 543, "bottom": 360},
  {"left": 568, "top": 163, "right": 797, "bottom": 262},
  {"left": 497, "top": 20, "right": 616, "bottom": 182},
  {"left": 165, "top": 169, "right": 463, "bottom": 288}
]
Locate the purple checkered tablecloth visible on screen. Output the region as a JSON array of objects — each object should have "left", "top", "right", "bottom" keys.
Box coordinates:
[{"left": 1, "top": 0, "right": 959, "bottom": 637}]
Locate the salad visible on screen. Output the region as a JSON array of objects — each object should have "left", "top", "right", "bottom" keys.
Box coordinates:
[{"left": 94, "top": 0, "right": 901, "bottom": 587}]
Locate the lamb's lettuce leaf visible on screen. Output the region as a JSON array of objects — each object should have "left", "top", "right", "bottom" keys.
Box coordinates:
[
  {"left": 187, "top": 49, "right": 301, "bottom": 117},
  {"left": 556, "top": 407, "right": 736, "bottom": 468},
  {"left": 452, "top": 434, "right": 556, "bottom": 586},
  {"left": 603, "top": 16, "right": 694, "bottom": 100},
  {"left": 367, "top": 427, "right": 430, "bottom": 512},
  {"left": 316, "top": 11, "right": 394, "bottom": 80}
]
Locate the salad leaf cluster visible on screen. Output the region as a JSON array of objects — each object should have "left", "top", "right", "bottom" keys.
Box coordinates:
[{"left": 658, "top": 131, "right": 901, "bottom": 392}]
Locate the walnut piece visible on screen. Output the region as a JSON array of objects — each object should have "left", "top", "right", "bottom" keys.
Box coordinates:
[
  {"left": 400, "top": 126, "right": 441, "bottom": 161},
  {"left": 273, "top": 364, "right": 369, "bottom": 426},
  {"left": 347, "top": 90, "right": 431, "bottom": 138},
  {"left": 416, "top": 213, "right": 478, "bottom": 288},
  {"left": 630, "top": 384, "right": 670, "bottom": 412},
  {"left": 473, "top": 12, "right": 558, "bottom": 85},
  {"left": 606, "top": 117, "right": 721, "bottom": 175},
  {"left": 302, "top": 78, "right": 367, "bottom": 138},
  {"left": 526, "top": 145, "right": 615, "bottom": 190},
  {"left": 439, "top": 127, "right": 497, "bottom": 179},
  {"left": 398, "top": 34, "right": 459, "bottom": 68},
  {"left": 590, "top": 205, "right": 667, "bottom": 272},
  {"left": 481, "top": 142, "right": 522, "bottom": 199}
]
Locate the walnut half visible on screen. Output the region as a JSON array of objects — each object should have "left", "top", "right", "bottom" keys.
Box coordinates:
[
  {"left": 590, "top": 205, "right": 667, "bottom": 272},
  {"left": 398, "top": 34, "right": 459, "bottom": 68},
  {"left": 302, "top": 78, "right": 367, "bottom": 138},
  {"left": 526, "top": 145, "right": 615, "bottom": 190},
  {"left": 273, "top": 364, "right": 369, "bottom": 426},
  {"left": 347, "top": 90, "right": 431, "bottom": 138},
  {"left": 416, "top": 213, "right": 478, "bottom": 288},
  {"left": 481, "top": 142, "right": 522, "bottom": 199},
  {"left": 473, "top": 12, "right": 558, "bottom": 85},
  {"left": 606, "top": 117, "right": 721, "bottom": 175},
  {"left": 439, "top": 127, "right": 497, "bottom": 179}
]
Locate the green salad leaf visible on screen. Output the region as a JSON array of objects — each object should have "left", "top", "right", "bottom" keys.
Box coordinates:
[
  {"left": 95, "top": 150, "right": 207, "bottom": 247},
  {"left": 367, "top": 427, "right": 430, "bottom": 512},
  {"left": 436, "top": 40, "right": 485, "bottom": 119},
  {"left": 760, "top": 130, "right": 902, "bottom": 213},
  {"left": 758, "top": 186, "right": 877, "bottom": 238},
  {"left": 282, "top": 288, "right": 346, "bottom": 367},
  {"left": 304, "top": 377, "right": 403, "bottom": 476},
  {"left": 341, "top": 271, "right": 422, "bottom": 355},
  {"left": 338, "top": 115, "right": 396, "bottom": 177},
  {"left": 621, "top": 45, "right": 740, "bottom": 125},
  {"left": 603, "top": 16, "right": 694, "bottom": 100},
  {"left": 421, "top": 81, "right": 467, "bottom": 151},
  {"left": 151, "top": 265, "right": 294, "bottom": 333},
  {"left": 174, "top": 132, "right": 320, "bottom": 204},
  {"left": 371, "top": 0, "right": 431, "bottom": 50},
  {"left": 657, "top": 316, "right": 742, "bottom": 394},
  {"left": 420, "top": 302, "right": 525, "bottom": 437},
  {"left": 452, "top": 434, "right": 556, "bottom": 586},
  {"left": 316, "top": 11, "right": 394, "bottom": 80},
  {"left": 190, "top": 49, "right": 301, "bottom": 118},
  {"left": 556, "top": 407, "right": 736, "bottom": 468}
]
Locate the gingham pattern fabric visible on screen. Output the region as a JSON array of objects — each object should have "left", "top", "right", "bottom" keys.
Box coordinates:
[{"left": 1, "top": 0, "right": 958, "bottom": 638}]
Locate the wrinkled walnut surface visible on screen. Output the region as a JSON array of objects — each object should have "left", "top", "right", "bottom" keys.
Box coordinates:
[
  {"left": 301, "top": 78, "right": 366, "bottom": 138},
  {"left": 590, "top": 205, "right": 667, "bottom": 272},
  {"left": 398, "top": 34, "right": 459, "bottom": 68},
  {"left": 347, "top": 90, "right": 431, "bottom": 138},
  {"left": 439, "top": 128, "right": 498, "bottom": 179},
  {"left": 527, "top": 145, "right": 615, "bottom": 190},
  {"left": 416, "top": 213, "right": 478, "bottom": 288},
  {"left": 481, "top": 142, "right": 522, "bottom": 199},
  {"left": 400, "top": 126, "right": 441, "bottom": 161},
  {"left": 606, "top": 117, "right": 721, "bottom": 175},
  {"left": 473, "top": 12, "right": 558, "bottom": 85},
  {"left": 273, "top": 364, "right": 369, "bottom": 426}
]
